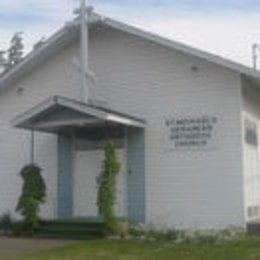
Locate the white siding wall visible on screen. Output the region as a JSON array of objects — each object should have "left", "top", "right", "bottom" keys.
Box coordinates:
[
  {"left": 0, "top": 26, "right": 245, "bottom": 228},
  {"left": 242, "top": 79, "right": 260, "bottom": 222},
  {"left": 89, "top": 28, "right": 245, "bottom": 229},
  {"left": 0, "top": 43, "right": 81, "bottom": 219}
]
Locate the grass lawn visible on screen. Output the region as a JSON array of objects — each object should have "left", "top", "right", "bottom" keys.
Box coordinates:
[{"left": 18, "top": 236, "right": 260, "bottom": 260}]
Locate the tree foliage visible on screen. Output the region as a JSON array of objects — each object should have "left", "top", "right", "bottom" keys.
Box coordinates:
[
  {"left": 97, "top": 142, "right": 121, "bottom": 232},
  {"left": 0, "top": 32, "right": 24, "bottom": 74},
  {"left": 5, "top": 32, "right": 24, "bottom": 71},
  {"left": 16, "top": 164, "right": 46, "bottom": 234}
]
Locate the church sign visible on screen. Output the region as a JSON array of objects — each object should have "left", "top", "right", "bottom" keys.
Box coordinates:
[{"left": 164, "top": 115, "right": 219, "bottom": 150}]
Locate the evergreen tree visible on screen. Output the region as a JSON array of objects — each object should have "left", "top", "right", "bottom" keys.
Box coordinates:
[
  {"left": 5, "top": 32, "right": 24, "bottom": 71},
  {"left": 16, "top": 164, "right": 46, "bottom": 234}
]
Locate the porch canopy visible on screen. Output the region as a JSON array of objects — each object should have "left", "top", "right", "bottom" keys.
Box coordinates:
[{"left": 12, "top": 95, "right": 146, "bottom": 133}]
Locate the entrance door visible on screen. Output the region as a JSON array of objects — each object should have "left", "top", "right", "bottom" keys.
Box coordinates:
[{"left": 73, "top": 149, "right": 126, "bottom": 218}]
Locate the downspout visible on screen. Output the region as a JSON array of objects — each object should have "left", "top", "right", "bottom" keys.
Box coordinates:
[{"left": 30, "top": 129, "right": 35, "bottom": 164}]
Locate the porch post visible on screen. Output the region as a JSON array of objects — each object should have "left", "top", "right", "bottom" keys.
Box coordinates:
[
  {"left": 57, "top": 134, "right": 74, "bottom": 219},
  {"left": 127, "top": 128, "right": 146, "bottom": 223}
]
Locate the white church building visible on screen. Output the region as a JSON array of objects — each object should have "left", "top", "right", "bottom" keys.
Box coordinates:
[{"left": 0, "top": 6, "right": 260, "bottom": 230}]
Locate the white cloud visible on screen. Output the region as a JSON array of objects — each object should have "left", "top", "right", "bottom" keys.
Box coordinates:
[
  {"left": 0, "top": 0, "right": 75, "bottom": 19},
  {"left": 0, "top": 0, "right": 77, "bottom": 51},
  {"left": 1, "top": 1, "right": 260, "bottom": 67},
  {"left": 95, "top": 4, "right": 260, "bottom": 66}
]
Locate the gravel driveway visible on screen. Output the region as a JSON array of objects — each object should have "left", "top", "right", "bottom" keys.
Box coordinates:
[{"left": 0, "top": 237, "right": 75, "bottom": 259}]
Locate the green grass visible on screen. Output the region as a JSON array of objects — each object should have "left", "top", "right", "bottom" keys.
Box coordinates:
[{"left": 18, "top": 236, "right": 260, "bottom": 260}]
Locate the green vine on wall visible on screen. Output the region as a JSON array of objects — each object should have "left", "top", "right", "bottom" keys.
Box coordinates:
[
  {"left": 97, "top": 142, "right": 121, "bottom": 232},
  {"left": 16, "top": 164, "right": 46, "bottom": 235}
]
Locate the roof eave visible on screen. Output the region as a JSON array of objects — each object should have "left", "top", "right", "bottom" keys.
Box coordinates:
[{"left": 0, "top": 24, "right": 79, "bottom": 92}]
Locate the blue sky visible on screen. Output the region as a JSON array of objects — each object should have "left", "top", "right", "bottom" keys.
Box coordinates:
[
  {"left": 1, "top": 0, "right": 260, "bottom": 66},
  {"left": 2, "top": 0, "right": 260, "bottom": 26}
]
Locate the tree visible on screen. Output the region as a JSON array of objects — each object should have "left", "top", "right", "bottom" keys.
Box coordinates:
[
  {"left": 16, "top": 164, "right": 46, "bottom": 235},
  {"left": 97, "top": 142, "right": 121, "bottom": 233},
  {"left": 5, "top": 32, "right": 24, "bottom": 71}
]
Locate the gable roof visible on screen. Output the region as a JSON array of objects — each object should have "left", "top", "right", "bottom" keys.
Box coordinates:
[{"left": 1, "top": 11, "right": 260, "bottom": 91}]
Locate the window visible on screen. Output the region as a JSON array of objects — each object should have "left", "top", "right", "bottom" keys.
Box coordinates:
[
  {"left": 245, "top": 119, "right": 258, "bottom": 146},
  {"left": 74, "top": 125, "right": 125, "bottom": 151},
  {"left": 247, "top": 206, "right": 259, "bottom": 218},
  {"left": 248, "top": 206, "right": 254, "bottom": 218}
]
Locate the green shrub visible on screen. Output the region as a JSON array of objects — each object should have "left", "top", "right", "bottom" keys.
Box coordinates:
[
  {"left": 128, "top": 224, "right": 244, "bottom": 244},
  {"left": 175, "top": 228, "right": 244, "bottom": 245},
  {"left": 0, "top": 212, "right": 12, "bottom": 235},
  {"left": 16, "top": 164, "right": 46, "bottom": 235},
  {"left": 10, "top": 221, "right": 24, "bottom": 237},
  {"left": 97, "top": 142, "right": 121, "bottom": 233}
]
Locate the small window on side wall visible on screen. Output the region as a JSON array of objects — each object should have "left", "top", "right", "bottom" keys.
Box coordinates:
[
  {"left": 247, "top": 205, "right": 259, "bottom": 218},
  {"left": 245, "top": 119, "right": 258, "bottom": 147}
]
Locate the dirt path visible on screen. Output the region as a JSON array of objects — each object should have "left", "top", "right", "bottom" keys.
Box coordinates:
[{"left": 0, "top": 237, "right": 75, "bottom": 259}]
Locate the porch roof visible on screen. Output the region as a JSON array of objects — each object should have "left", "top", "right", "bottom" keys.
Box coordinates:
[{"left": 12, "top": 96, "right": 146, "bottom": 132}]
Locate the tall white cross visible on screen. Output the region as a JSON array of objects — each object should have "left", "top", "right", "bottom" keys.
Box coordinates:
[{"left": 74, "top": 0, "right": 94, "bottom": 103}]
